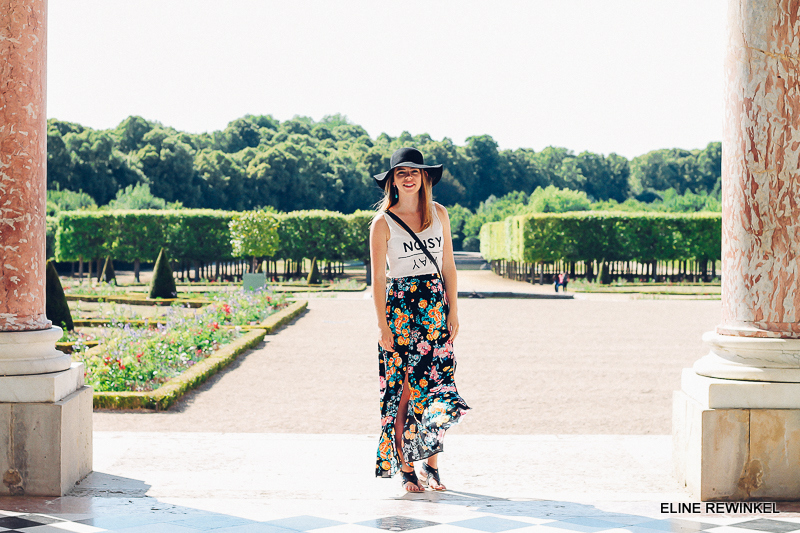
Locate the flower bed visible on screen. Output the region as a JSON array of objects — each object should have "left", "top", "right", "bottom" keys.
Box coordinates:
[
  {"left": 77, "top": 309, "right": 240, "bottom": 392},
  {"left": 71, "top": 288, "right": 292, "bottom": 393},
  {"left": 202, "top": 289, "right": 286, "bottom": 326},
  {"left": 56, "top": 328, "right": 101, "bottom": 354},
  {"left": 91, "top": 328, "right": 268, "bottom": 410}
]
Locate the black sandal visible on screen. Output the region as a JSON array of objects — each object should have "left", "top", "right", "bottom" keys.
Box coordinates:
[
  {"left": 400, "top": 468, "right": 421, "bottom": 491},
  {"left": 420, "top": 462, "right": 444, "bottom": 490}
]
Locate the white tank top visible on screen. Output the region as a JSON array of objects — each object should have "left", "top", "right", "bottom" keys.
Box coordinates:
[{"left": 383, "top": 206, "right": 444, "bottom": 279}]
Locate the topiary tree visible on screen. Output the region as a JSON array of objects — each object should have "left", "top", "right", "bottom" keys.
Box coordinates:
[
  {"left": 306, "top": 257, "right": 322, "bottom": 285},
  {"left": 101, "top": 256, "right": 116, "bottom": 284},
  {"left": 229, "top": 210, "right": 280, "bottom": 273},
  {"left": 45, "top": 260, "right": 73, "bottom": 331},
  {"left": 149, "top": 247, "right": 177, "bottom": 299}
]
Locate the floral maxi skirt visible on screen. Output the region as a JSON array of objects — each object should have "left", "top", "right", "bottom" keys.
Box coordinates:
[{"left": 376, "top": 273, "right": 470, "bottom": 478}]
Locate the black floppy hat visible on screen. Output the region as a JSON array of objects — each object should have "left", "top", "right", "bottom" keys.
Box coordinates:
[{"left": 373, "top": 147, "right": 443, "bottom": 189}]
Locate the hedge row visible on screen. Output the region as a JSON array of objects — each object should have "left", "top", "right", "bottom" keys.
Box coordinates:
[
  {"left": 480, "top": 212, "right": 721, "bottom": 263},
  {"left": 53, "top": 209, "right": 373, "bottom": 264}
]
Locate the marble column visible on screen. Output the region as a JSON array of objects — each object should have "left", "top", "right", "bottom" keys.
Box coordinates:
[
  {"left": 693, "top": 0, "right": 800, "bottom": 382},
  {"left": 674, "top": 0, "right": 800, "bottom": 501},
  {"left": 0, "top": 0, "right": 92, "bottom": 497},
  {"left": 0, "top": 0, "right": 70, "bottom": 375}
]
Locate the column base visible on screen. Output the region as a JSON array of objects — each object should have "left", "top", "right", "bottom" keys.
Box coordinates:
[
  {"left": 674, "top": 370, "right": 800, "bottom": 501},
  {"left": 0, "top": 327, "right": 72, "bottom": 376},
  {"left": 697, "top": 332, "right": 800, "bottom": 382},
  {"left": 0, "top": 364, "right": 93, "bottom": 496}
]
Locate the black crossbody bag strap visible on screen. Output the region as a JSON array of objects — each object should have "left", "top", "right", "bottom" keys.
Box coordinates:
[{"left": 384, "top": 210, "right": 442, "bottom": 278}]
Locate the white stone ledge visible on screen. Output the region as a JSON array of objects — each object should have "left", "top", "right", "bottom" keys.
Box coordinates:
[
  {"left": 681, "top": 367, "right": 800, "bottom": 409},
  {"left": 0, "top": 362, "right": 84, "bottom": 403}
]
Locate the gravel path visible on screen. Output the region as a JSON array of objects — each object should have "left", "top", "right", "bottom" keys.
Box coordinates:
[{"left": 93, "top": 285, "right": 720, "bottom": 435}]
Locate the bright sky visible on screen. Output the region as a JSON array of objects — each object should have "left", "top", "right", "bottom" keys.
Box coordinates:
[{"left": 47, "top": 0, "right": 726, "bottom": 159}]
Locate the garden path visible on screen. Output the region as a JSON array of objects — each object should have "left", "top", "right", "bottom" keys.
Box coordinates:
[{"left": 92, "top": 289, "right": 721, "bottom": 434}]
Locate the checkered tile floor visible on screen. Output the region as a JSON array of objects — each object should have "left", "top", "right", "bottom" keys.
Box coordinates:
[{"left": 3, "top": 510, "right": 800, "bottom": 533}]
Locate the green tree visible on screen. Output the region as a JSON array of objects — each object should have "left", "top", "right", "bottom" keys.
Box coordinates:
[
  {"left": 465, "top": 134, "right": 505, "bottom": 203},
  {"left": 133, "top": 128, "right": 198, "bottom": 204},
  {"left": 47, "top": 188, "right": 97, "bottom": 215},
  {"left": 219, "top": 117, "right": 262, "bottom": 153},
  {"left": 447, "top": 204, "right": 472, "bottom": 250},
  {"left": 630, "top": 148, "right": 700, "bottom": 196},
  {"left": 528, "top": 185, "right": 591, "bottom": 213},
  {"left": 106, "top": 183, "right": 174, "bottom": 210},
  {"left": 62, "top": 128, "right": 139, "bottom": 204},
  {"left": 531, "top": 146, "right": 573, "bottom": 189},
  {"left": 695, "top": 142, "right": 722, "bottom": 193},
  {"left": 115, "top": 116, "right": 155, "bottom": 153},
  {"left": 229, "top": 211, "right": 281, "bottom": 259},
  {"left": 575, "top": 151, "right": 630, "bottom": 202},
  {"left": 194, "top": 149, "right": 247, "bottom": 210},
  {"left": 46, "top": 123, "right": 74, "bottom": 191}
]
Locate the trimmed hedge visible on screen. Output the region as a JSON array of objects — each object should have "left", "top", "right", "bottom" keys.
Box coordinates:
[
  {"left": 480, "top": 212, "right": 721, "bottom": 263},
  {"left": 56, "top": 209, "right": 375, "bottom": 267},
  {"left": 55, "top": 209, "right": 236, "bottom": 264},
  {"left": 237, "top": 299, "right": 308, "bottom": 333}
]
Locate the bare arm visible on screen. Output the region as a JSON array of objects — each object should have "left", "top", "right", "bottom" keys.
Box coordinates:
[
  {"left": 370, "top": 215, "right": 394, "bottom": 351},
  {"left": 436, "top": 203, "right": 459, "bottom": 341}
]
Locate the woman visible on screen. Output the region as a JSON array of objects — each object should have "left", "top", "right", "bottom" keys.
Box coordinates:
[{"left": 369, "top": 147, "right": 470, "bottom": 492}]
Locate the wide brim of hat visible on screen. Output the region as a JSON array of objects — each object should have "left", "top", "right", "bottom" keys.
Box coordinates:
[{"left": 373, "top": 163, "right": 443, "bottom": 189}]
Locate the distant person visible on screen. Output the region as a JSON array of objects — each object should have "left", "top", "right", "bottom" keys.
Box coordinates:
[
  {"left": 369, "top": 147, "right": 470, "bottom": 492},
  {"left": 562, "top": 272, "right": 569, "bottom": 292},
  {"left": 555, "top": 272, "right": 564, "bottom": 292}
]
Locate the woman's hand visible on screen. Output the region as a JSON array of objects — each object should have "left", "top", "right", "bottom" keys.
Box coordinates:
[
  {"left": 448, "top": 313, "right": 460, "bottom": 341},
  {"left": 379, "top": 323, "right": 395, "bottom": 352}
]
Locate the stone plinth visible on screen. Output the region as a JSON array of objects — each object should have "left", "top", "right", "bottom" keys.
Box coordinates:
[
  {"left": 681, "top": 368, "right": 800, "bottom": 409},
  {"left": 674, "top": 377, "right": 800, "bottom": 501},
  {"left": 0, "top": 362, "right": 92, "bottom": 496},
  {"left": 0, "top": 386, "right": 93, "bottom": 496},
  {"left": 0, "top": 362, "right": 84, "bottom": 402}
]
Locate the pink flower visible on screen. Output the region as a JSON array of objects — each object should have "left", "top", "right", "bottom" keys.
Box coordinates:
[
  {"left": 433, "top": 344, "right": 451, "bottom": 359},
  {"left": 416, "top": 341, "right": 431, "bottom": 355}
]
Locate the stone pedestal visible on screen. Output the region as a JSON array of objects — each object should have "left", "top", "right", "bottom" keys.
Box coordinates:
[
  {"left": 674, "top": 370, "right": 800, "bottom": 501},
  {"left": 0, "top": 363, "right": 93, "bottom": 496}
]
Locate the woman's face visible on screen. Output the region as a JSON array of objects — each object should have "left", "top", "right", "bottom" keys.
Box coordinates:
[{"left": 393, "top": 166, "right": 423, "bottom": 197}]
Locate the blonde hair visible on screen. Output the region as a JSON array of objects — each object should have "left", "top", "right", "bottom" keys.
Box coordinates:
[{"left": 378, "top": 168, "right": 433, "bottom": 230}]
